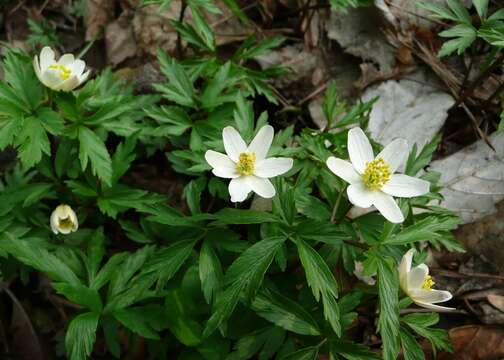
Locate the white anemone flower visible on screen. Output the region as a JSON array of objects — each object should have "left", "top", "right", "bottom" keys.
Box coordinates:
[
  {"left": 399, "top": 249, "right": 454, "bottom": 311},
  {"left": 205, "top": 125, "right": 293, "bottom": 202},
  {"left": 50, "top": 204, "right": 79, "bottom": 235},
  {"left": 34, "top": 47, "right": 90, "bottom": 92},
  {"left": 326, "top": 127, "right": 430, "bottom": 223}
]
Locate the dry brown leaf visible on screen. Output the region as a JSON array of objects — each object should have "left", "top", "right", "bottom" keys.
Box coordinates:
[
  {"left": 85, "top": 0, "right": 116, "bottom": 41},
  {"left": 105, "top": 14, "right": 138, "bottom": 66},
  {"left": 439, "top": 325, "right": 504, "bottom": 360},
  {"left": 488, "top": 294, "right": 504, "bottom": 313}
]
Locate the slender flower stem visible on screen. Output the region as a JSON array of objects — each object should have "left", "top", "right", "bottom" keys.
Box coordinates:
[{"left": 330, "top": 185, "right": 346, "bottom": 223}]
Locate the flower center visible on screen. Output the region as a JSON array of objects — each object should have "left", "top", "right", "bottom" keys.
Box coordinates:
[
  {"left": 362, "top": 157, "right": 391, "bottom": 190},
  {"left": 422, "top": 275, "right": 435, "bottom": 291},
  {"left": 48, "top": 64, "right": 71, "bottom": 81},
  {"left": 236, "top": 152, "right": 256, "bottom": 176},
  {"left": 59, "top": 216, "right": 74, "bottom": 230}
]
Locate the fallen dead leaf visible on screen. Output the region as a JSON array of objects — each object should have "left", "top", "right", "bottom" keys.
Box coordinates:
[
  {"left": 362, "top": 69, "right": 454, "bottom": 149},
  {"left": 85, "top": 0, "right": 116, "bottom": 40},
  {"left": 430, "top": 132, "right": 504, "bottom": 224},
  {"left": 327, "top": 6, "right": 396, "bottom": 75},
  {"left": 105, "top": 13, "right": 138, "bottom": 66},
  {"left": 438, "top": 325, "right": 504, "bottom": 360}
]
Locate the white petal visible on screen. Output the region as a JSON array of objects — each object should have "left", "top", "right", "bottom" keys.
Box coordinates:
[
  {"left": 228, "top": 177, "right": 251, "bottom": 202},
  {"left": 69, "top": 209, "right": 79, "bottom": 231},
  {"left": 399, "top": 249, "right": 415, "bottom": 292},
  {"left": 205, "top": 150, "right": 236, "bottom": 169},
  {"left": 40, "top": 46, "right": 55, "bottom": 70},
  {"left": 347, "top": 127, "right": 374, "bottom": 174},
  {"left": 223, "top": 126, "right": 247, "bottom": 162},
  {"left": 50, "top": 209, "right": 59, "bottom": 234},
  {"left": 371, "top": 191, "right": 404, "bottom": 223},
  {"left": 247, "top": 125, "right": 274, "bottom": 161},
  {"left": 326, "top": 157, "right": 361, "bottom": 184},
  {"left": 376, "top": 138, "right": 408, "bottom": 172},
  {"left": 41, "top": 69, "right": 64, "bottom": 90},
  {"left": 382, "top": 174, "right": 430, "bottom": 198},
  {"left": 58, "top": 75, "right": 80, "bottom": 92},
  {"left": 413, "top": 301, "right": 456, "bottom": 312},
  {"left": 57, "top": 53, "right": 75, "bottom": 66},
  {"left": 407, "top": 264, "right": 429, "bottom": 290},
  {"left": 246, "top": 176, "right": 276, "bottom": 199},
  {"left": 205, "top": 150, "right": 239, "bottom": 178},
  {"left": 410, "top": 289, "right": 453, "bottom": 304},
  {"left": 347, "top": 182, "right": 375, "bottom": 208},
  {"left": 79, "top": 69, "right": 91, "bottom": 84},
  {"left": 33, "top": 56, "right": 42, "bottom": 81},
  {"left": 255, "top": 157, "right": 293, "bottom": 178},
  {"left": 71, "top": 59, "right": 86, "bottom": 77}
]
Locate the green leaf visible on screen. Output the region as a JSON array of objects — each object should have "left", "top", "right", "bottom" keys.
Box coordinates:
[
  {"left": 251, "top": 288, "right": 321, "bottom": 336},
  {"left": 111, "top": 136, "right": 137, "bottom": 185},
  {"left": 53, "top": 283, "right": 103, "bottom": 313},
  {"left": 183, "top": 177, "right": 207, "bottom": 215},
  {"left": 170, "top": 20, "right": 215, "bottom": 52},
  {"left": 146, "top": 105, "right": 192, "bottom": 136},
  {"left": 213, "top": 208, "right": 279, "bottom": 225},
  {"left": 402, "top": 313, "right": 453, "bottom": 353},
  {"left": 155, "top": 50, "right": 195, "bottom": 107},
  {"left": 383, "top": 215, "right": 459, "bottom": 245},
  {"left": 37, "top": 107, "right": 65, "bottom": 135},
  {"left": 235, "top": 36, "right": 285, "bottom": 60},
  {"left": 405, "top": 135, "right": 441, "bottom": 176},
  {"left": 472, "top": 0, "right": 488, "bottom": 18},
  {"left": 65, "top": 312, "right": 100, "bottom": 360},
  {"left": 377, "top": 257, "right": 400, "bottom": 360},
  {"left": 113, "top": 304, "right": 167, "bottom": 340},
  {"left": 400, "top": 328, "right": 425, "bottom": 360},
  {"left": 438, "top": 24, "right": 476, "bottom": 57},
  {"left": 3, "top": 48, "right": 43, "bottom": 110},
  {"left": 233, "top": 92, "right": 254, "bottom": 138},
  {"left": 142, "top": 239, "right": 197, "bottom": 284},
  {"left": 280, "top": 346, "right": 319, "bottom": 360},
  {"left": 190, "top": 5, "right": 216, "bottom": 51},
  {"left": 2, "top": 233, "right": 80, "bottom": 286},
  {"left": 16, "top": 116, "right": 50, "bottom": 168},
  {"left": 417, "top": 2, "right": 459, "bottom": 22},
  {"left": 446, "top": 0, "right": 471, "bottom": 24},
  {"left": 330, "top": 340, "right": 381, "bottom": 360},
  {"left": 78, "top": 127, "right": 112, "bottom": 186},
  {"left": 200, "top": 62, "right": 239, "bottom": 109},
  {"left": 91, "top": 253, "right": 128, "bottom": 291},
  {"left": 227, "top": 326, "right": 285, "bottom": 360},
  {"left": 199, "top": 240, "right": 223, "bottom": 304},
  {"left": 296, "top": 238, "right": 341, "bottom": 336},
  {"left": 204, "top": 237, "right": 285, "bottom": 337}
]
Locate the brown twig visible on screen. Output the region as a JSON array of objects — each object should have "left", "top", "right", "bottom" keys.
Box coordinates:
[
  {"left": 431, "top": 268, "right": 504, "bottom": 282},
  {"left": 450, "top": 52, "right": 504, "bottom": 111},
  {"left": 176, "top": 0, "right": 188, "bottom": 59}
]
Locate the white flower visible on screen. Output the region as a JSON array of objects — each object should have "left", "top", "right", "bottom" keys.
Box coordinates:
[
  {"left": 50, "top": 204, "right": 78, "bottom": 235},
  {"left": 326, "top": 127, "right": 430, "bottom": 223},
  {"left": 399, "top": 249, "right": 454, "bottom": 311},
  {"left": 34, "top": 47, "right": 90, "bottom": 92},
  {"left": 205, "top": 125, "right": 293, "bottom": 202}
]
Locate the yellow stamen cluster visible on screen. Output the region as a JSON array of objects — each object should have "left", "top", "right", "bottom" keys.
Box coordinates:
[
  {"left": 236, "top": 152, "right": 256, "bottom": 176},
  {"left": 59, "top": 217, "right": 74, "bottom": 231},
  {"left": 362, "top": 157, "right": 391, "bottom": 190},
  {"left": 48, "top": 64, "right": 71, "bottom": 80},
  {"left": 422, "top": 275, "right": 435, "bottom": 290}
]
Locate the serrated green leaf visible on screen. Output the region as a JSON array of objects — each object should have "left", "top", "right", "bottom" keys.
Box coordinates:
[
  {"left": 53, "top": 283, "right": 103, "bottom": 313},
  {"left": 113, "top": 304, "right": 167, "bottom": 340},
  {"left": 78, "top": 127, "right": 112, "bottom": 186},
  {"left": 65, "top": 312, "right": 100, "bottom": 360},
  {"left": 16, "top": 116, "right": 50, "bottom": 168},
  {"left": 213, "top": 208, "right": 279, "bottom": 225},
  {"left": 400, "top": 328, "right": 425, "bottom": 360},
  {"left": 296, "top": 237, "right": 341, "bottom": 336},
  {"left": 377, "top": 257, "right": 400, "bottom": 360},
  {"left": 252, "top": 288, "right": 321, "bottom": 336},
  {"left": 199, "top": 240, "right": 223, "bottom": 304}
]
